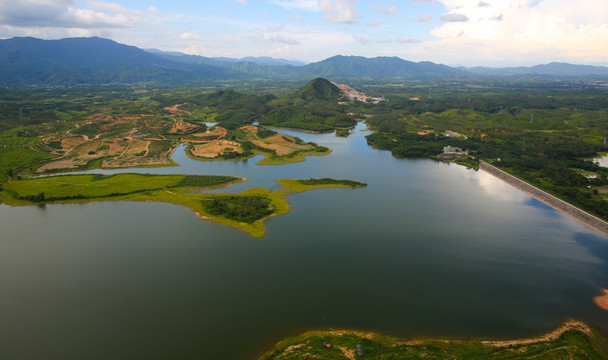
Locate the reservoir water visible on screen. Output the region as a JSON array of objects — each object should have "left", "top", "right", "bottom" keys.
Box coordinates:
[{"left": 1, "top": 123, "right": 608, "bottom": 359}]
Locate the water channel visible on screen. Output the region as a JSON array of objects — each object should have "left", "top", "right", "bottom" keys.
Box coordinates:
[{"left": 1, "top": 123, "right": 607, "bottom": 359}]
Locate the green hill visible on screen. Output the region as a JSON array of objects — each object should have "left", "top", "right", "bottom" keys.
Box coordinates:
[
  {"left": 291, "top": 78, "right": 342, "bottom": 102},
  {"left": 259, "top": 78, "right": 356, "bottom": 132}
]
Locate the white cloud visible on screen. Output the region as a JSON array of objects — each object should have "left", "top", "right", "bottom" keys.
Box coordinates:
[
  {"left": 0, "top": 0, "right": 147, "bottom": 29},
  {"left": 368, "top": 18, "right": 382, "bottom": 27},
  {"left": 258, "top": 31, "right": 301, "bottom": 44},
  {"left": 440, "top": 13, "right": 469, "bottom": 22},
  {"left": 179, "top": 32, "right": 198, "bottom": 40},
  {"left": 289, "top": 13, "right": 307, "bottom": 24},
  {"left": 413, "top": 13, "right": 433, "bottom": 22},
  {"left": 423, "top": 0, "right": 608, "bottom": 65},
  {"left": 268, "top": 0, "right": 319, "bottom": 11},
  {"left": 352, "top": 34, "right": 369, "bottom": 44},
  {"left": 374, "top": 4, "right": 398, "bottom": 16},
  {"left": 397, "top": 36, "right": 420, "bottom": 43},
  {"left": 235, "top": 0, "right": 247, "bottom": 4},
  {"left": 318, "top": 0, "right": 360, "bottom": 24}
]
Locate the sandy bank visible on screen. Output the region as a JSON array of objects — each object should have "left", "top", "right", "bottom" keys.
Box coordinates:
[
  {"left": 594, "top": 289, "right": 608, "bottom": 311},
  {"left": 480, "top": 161, "right": 608, "bottom": 238}
]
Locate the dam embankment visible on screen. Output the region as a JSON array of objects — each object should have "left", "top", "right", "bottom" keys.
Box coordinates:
[{"left": 480, "top": 161, "right": 608, "bottom": 238}]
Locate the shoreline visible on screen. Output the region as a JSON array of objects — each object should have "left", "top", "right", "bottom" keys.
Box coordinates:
[
  {"left": 257, "top": 320, "right": 607, "bottom": 360},
  {"left": 480, "top": 161, "right": 608, "bottom": 238}
]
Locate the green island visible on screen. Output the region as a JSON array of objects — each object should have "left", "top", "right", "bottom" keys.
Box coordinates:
[
  {"left": 279, "top": 178, "right": 368, "bottom": 192},
  {"left": 183, "top": 124, "right": 331, "bottom": 165},
  {"left": 259, "top": 321, "right": 608, "bottom": 360},
  {"left": 0, "top": 174, "right": 367, "bottom": 238},
  {"left": 335, "top": 129, "right": 351, "bottom": 137}
]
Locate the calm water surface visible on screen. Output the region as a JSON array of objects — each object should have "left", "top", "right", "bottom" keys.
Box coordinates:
[{"left": 1, "top": 123, "right": 608, "bottom": 359}]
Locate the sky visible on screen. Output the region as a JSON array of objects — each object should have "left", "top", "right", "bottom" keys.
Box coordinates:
[{"left": 1, "top": 0, "right": 607, "bottom": 67}]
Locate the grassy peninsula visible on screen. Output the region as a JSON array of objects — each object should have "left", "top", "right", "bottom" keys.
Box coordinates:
[
  {"left": 0, "top": 174, "right": 366, "bottom": 238},
  {"left": 259, "top": 321, "right": 608, "bottom": 360}
]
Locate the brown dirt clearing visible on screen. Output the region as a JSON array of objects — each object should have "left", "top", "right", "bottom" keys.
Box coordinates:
[
  {"left": 36, "top": 159, "right": 86, "bottom": 173},
  {"left": 169, "top": 120, "right": 200, "bottom": 134},
  {"left": 193, "top": 126, "right": 227, "bottom": 139},
  {"left": 191, "top": 140, "right": 242, "bottom": 158},
  {"left": 594, "top": 288, "right": 608, "bottom": 311},
  {"left": 164, "top": 103, "right": 191, "bottom": 116},
  {"left": 250, "top": 134, "right": 312, "bottom": 155}
]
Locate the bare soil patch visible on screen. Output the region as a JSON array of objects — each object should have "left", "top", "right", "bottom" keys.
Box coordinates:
[
  {"left": 102, "top": 155, "right": 170, "bottom": 168},
  {"left": 594, "top": 288, "right": 608, "bottom": 311},
  {"left": 73, "top": 139, "right": 102, "bottom": 155},
  {"left": 191, "top": 140, "right": 242, "bottom": 158},
  {"left": 239, "top": 125, "right": 258, "bottom": 134},
  {"left": 169, "top": 120, "right": 200, "bottom": 134},
  {"left": 250, "top": 134, "right": 312, "bottom": 155},
  {"left": 164, "top": 103, "right": 191, "bottom": 116},
  {"left": 61, "top": 136, "right": 87, "bottom": 151},
  {"left": 337, "top": 346, "right": 356, "bottom": 360},
  {"left": 332, "top": 81, "right": 385, "bottom": 104},
  {"left": 193, "top": 127, "right": 227, "bottom": 139},
  {"left": 36, "top": 159, "right": 86, "bottom": 173},
  {"left": 107, "top": 139, "right": 127, "bottom": 155},
  {"left": 481, "top": 320, "right": 591, "bottom": 347},
  {"left": 123, "top": 139, "right": 149, "bottom": 156}
]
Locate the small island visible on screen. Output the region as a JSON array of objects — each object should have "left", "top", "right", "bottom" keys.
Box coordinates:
[
  {"left": 183, "top": 125, "right": 331, "bottom": 165},
  {"left": 0, "top": 175, "right": 367, "bottom": 238},
  {"left": 258, "top": 320, "right": 608, "bottom": 360}
]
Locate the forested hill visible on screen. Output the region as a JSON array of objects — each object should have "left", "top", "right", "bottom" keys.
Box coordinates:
[
  {"left": 291, "top": 78, "right": 343, "bottom": 102},
  {"left": 467, "top": 62, "right": 608, "bottom": 76},
  {"left": 0, "top": 37, "right": 463, "bottom": 86},
  {"left": 0, "top": 37, "right": 236, "bottom": 85},
  {"left": 2, "top": 36, "right": 608, "bottom": 86},
  {"left": 297, "top": 55, "right": 465, "bottom": 78}
]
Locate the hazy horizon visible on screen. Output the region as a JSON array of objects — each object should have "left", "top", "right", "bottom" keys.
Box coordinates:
[{"left": 1, "top": 0, "right": 607, "bottom": 68}]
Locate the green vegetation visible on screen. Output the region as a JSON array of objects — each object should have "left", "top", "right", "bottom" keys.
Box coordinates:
[
  {"left": 183, "top": 124, "right": 331, "bottom": 165},
  {"left": 259, "top": 78, "right": 357, "bottom": 132},
  {"left": 254, "top": 146, "right": 331, "bottom": 165},
  {"left": 0, "top": 81, "right": 347, "bottom": 180},
  {"left": 359, "top": 79, "right": 608, "bottom": 222},
  {"left": 3, "top": 77, "right": 608, "bottom": 225},
  {"left": 277, "top": 178, "right": 367, "bottom": 193},
  {"left": 335, "top": 129, "right": 350, "bottom": 137},
  {"left": 175, "top": 174, "right": 238, "bottom": 187},
  {"left": 2, "top": 173, "right": 241, "bottom": 202},
  {"left": 203, "top": 195, "right": 273, "bottom": 223},
  {"left": 258, "top": 322, "right": 608, "bottom": 360},
  {"left": 0, "top": 174, "right": 365, "bottom": 238},
  {"left": 296, "top": 178, "right": 367, "bottom": 187}
]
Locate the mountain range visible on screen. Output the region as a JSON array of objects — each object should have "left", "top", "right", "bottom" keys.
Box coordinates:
[{"left": 1, "top": 36, "right": 607, "bottom": 86}]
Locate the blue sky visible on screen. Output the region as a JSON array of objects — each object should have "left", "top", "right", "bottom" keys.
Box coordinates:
[{"left": 1, "top": 0, "right": 607, "bottom": 66}]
